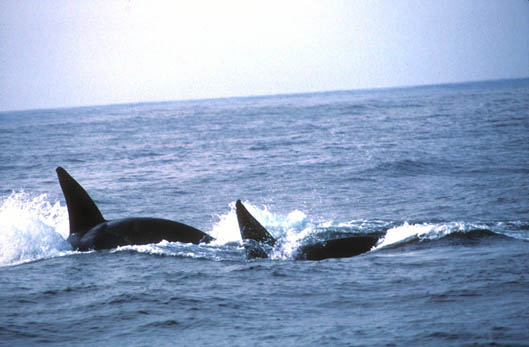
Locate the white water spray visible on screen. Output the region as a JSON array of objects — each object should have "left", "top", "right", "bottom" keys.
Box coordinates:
[{"left": 0, "top": 191, "right": 71, "bottom": 266}]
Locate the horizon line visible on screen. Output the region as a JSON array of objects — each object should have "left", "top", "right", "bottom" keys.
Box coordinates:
[{"left": 2, "top": 76, "right": 528, "bottom": 114}]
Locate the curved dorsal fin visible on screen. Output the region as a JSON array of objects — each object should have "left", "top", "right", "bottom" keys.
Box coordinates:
[
  {"left": 235, "top": 200, "right": 276, "bottom": 247},
  {"left": 56, "top": 167, "right": 105, "bottom": 236}
]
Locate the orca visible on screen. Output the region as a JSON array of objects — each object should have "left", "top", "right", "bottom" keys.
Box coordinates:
[
  {"left": 56, "top": 167, "right": 213, "bottom": 251},
  {"left": 235, "top": 200, "right": 379, "bottom": 261}
]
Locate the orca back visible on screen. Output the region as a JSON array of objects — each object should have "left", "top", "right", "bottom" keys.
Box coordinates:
[
  {"left": 56, "top": 167, "right": 105, "bottom": 237},
  {"left": 298, "top": 236, "right": 379, "bottom": 261}
]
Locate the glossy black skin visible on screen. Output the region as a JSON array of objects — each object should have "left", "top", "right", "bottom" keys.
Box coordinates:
[
  {"left": 57, "top": 167, "right": 213, "bottom": 251},
  {"left": 67, "top": 217, "right": 213, "bottom": 251},
  {"left": 297, "top": 235, "right": 379, "bottom": 260},
  {"left": 235, "top": 200, "right": 379, "bottom": 261}
]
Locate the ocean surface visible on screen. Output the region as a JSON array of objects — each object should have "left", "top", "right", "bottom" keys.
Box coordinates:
[{"left": 1, "top": 78, "right": 528, "bottom": 346}]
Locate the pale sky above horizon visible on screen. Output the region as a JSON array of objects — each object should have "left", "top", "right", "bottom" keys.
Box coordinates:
[{"left": 1, "top": 0, "right": 528, "bottom": 112}]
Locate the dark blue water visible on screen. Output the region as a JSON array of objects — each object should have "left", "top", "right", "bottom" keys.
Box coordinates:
[{"left": 1, "top": 79, "right": 528, "bottom": 346}]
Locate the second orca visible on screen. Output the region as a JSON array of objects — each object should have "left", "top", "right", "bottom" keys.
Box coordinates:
[{"left": 235, "top": 200, "right": 379, "bottom": 261}]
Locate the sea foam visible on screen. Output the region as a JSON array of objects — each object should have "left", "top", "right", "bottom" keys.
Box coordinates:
[{"left": 0, "top": 191, "right": 71, "bottom": 266}]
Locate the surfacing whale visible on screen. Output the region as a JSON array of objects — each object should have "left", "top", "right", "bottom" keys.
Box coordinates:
[
  {"left": 56, "top": 167, "right": 213, "bottom": 251},
  {"left": 235, "top": 200, "right": 379, "bottom": 260}
]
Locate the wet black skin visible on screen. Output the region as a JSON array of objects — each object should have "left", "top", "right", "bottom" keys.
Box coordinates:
[
  {"left": 57, "top": 167, "right": 213, "bottom": 251},
  {"left": 66, "top": 217, "right": 213, "bottom": 251}
]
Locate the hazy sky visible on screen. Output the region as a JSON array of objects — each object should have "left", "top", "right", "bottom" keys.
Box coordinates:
[{"left": 1, "top": 0, "right": 528, "bottom": 111}]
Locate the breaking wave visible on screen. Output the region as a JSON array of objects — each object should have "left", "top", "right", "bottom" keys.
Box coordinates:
[{"left": 0, "top": 193, "right": 525, "bottom": 266}]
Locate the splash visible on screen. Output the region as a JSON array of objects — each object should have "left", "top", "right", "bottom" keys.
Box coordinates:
[
  {"left": 208, "top": 201, "right": 241, "bottom": 244},
  {"left": 209, "top": 201, "right": 313, "bottom": 259},
  {"left": 374, "top": 221, "right": 491, "bottom": 249},
  {"left": 208, "top": 201, "right": 306, "bottom": 242},
  {"left": 0, "top": 191, "right": 71, "bottom": 266}
]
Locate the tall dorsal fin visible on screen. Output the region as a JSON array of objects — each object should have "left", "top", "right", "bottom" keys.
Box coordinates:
[
  {"left": 56, "top": 167, "right": 105, "bottom": 236},
  {"left": 235, "top": 200, "right": 276, "bottom": 247}
]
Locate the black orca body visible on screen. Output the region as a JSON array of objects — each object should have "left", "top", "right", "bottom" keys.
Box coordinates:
[
  {"left": 235, "top": 200, "right": 379, "bottom": 261},
  {"left": 56, "top": 167, "right": 213, "bottom": 251}
]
